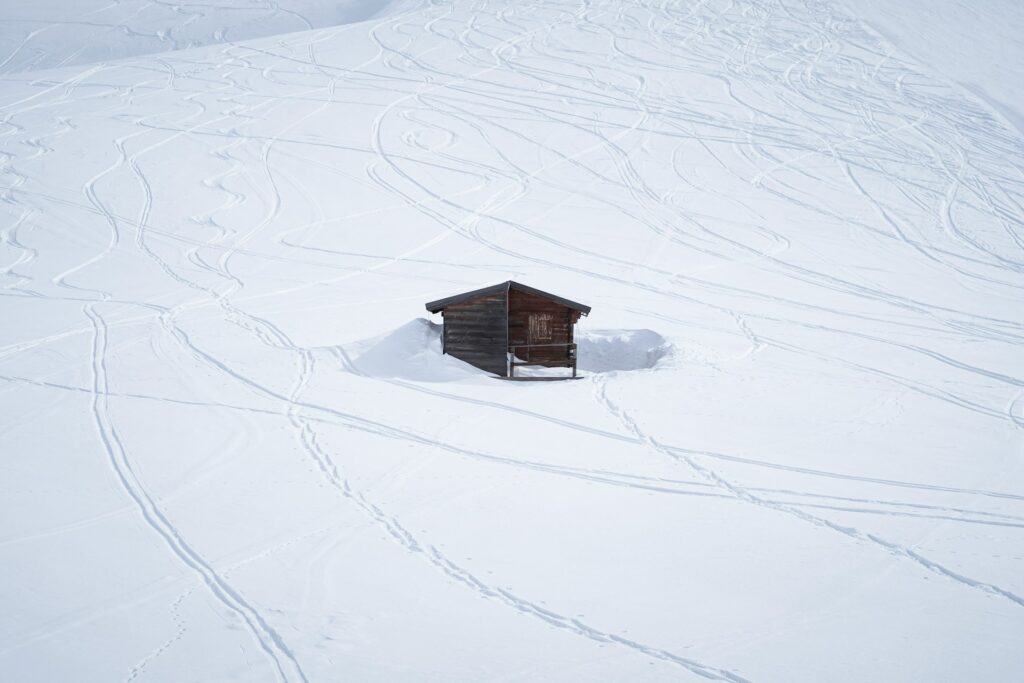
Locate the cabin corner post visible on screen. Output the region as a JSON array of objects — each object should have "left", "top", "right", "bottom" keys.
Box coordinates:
[{"left": 504, "top": 282, "right": 511, "bottom": 378}]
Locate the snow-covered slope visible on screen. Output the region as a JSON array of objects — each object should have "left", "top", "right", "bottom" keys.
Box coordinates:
[
  {"left": 1, "top": 0, "right": 1023, "bottom": 681},
  {"left": 0, "top": 0, "right": 405, "bottom": 74},
  {"left": 844, "top": 0, "right": 1024, "bottom": 136}
]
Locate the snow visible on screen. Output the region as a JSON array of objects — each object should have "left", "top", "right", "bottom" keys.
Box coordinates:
[
  {"left": 347, "top": 318, "right": 482, "bottom": 382},
  {"left": 0, "top": 0, "right": 409, "bottom": 74},
  {"left": 576, "top": 329, "right": 670, "bottom": 373},
  {"left": 842, "top": 0, "right": 1024, "bottom": 137},
  {"left": 1, "top": 0, "right": 1023, "bottom": 681}
]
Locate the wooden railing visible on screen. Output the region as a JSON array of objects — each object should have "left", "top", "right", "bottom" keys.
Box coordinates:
[{"left": 508, "top": 342, "right": 577, "bottom": 378}]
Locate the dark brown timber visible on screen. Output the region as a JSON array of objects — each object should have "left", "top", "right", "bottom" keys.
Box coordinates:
[
  {"left": 441, "top": 293, "right": 508, "bottom": 377},
  {"left": 425, "top": 281, "right": 589, "bottom": 378}
]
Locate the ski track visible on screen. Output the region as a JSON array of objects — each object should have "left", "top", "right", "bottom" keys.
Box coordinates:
[
  {"left": 2, "top": 0, "right": 1024, "bottom": 678},
  {"left": 84, "top": 305, "right": 308, "bottom": 683},
  {"left": 592, "top": 374, "right": 1024, "bottom": 609}
]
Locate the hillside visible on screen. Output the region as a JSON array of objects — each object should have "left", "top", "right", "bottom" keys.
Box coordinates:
[
  {"left": 1, "top": 0, "right": 1023, "bottom": 681},
  {"left": 0, "top": 0, "right": 405, "bottom": 74}
]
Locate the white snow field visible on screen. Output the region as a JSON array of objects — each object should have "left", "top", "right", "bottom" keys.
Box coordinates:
[
  {"left": 843, "top": 0, "right": 1024, "bottom": 138},
  {"left": 2, "top": 0, "right": 1023, "bottom": 680},
  {"left": 0, "top": 0, "right": 412, "bottom": 75}
]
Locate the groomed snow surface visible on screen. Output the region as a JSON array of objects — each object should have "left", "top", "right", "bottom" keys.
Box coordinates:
[{"left": 2, "top": 0, "right": 1023, "bottom": 681}]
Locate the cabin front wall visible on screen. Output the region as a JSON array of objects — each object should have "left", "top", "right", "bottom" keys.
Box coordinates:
[
  {"left": 507, "top": 289, "right": 579, "bottom": 367},
  {"left": 442, "top": 293, "right": 509, "bottom": 376}
]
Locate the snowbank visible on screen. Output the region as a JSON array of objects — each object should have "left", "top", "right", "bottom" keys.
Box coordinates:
[
  {"left": 344, "top": 318, "right": 481, "bottom": 382},
  {"left": 576, "top": 329, "right": 670, "bottom": 373},
  {"left": 345, "top": 320, "right": 671, "bottom": 380}
]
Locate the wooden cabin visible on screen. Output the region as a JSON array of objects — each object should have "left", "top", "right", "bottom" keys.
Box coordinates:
[{"left": 425, "top": 281, "right": 591, "bottom": 378}]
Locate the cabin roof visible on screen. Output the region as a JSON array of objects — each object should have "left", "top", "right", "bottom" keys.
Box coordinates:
[{"left": 424, "top": 280, "right": 591, "bottom": 315}]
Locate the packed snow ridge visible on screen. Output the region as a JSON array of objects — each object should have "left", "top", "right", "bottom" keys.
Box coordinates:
[{"left": 1, "top": 0, "right": 1023, "bottom": 682}]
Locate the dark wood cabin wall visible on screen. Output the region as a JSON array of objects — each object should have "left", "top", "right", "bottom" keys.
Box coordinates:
[
  {"left": 507, "top": 289, "right": 580, "bottom": 366},
  {"left": 442, "top": 293, "right": 508, "bottom": 376}
]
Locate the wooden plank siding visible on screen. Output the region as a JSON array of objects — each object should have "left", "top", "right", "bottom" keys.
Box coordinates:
[
  {"left": 507, "top": 289, "right": 580, "bottom": 367},
  {"left": 427, "top": 281, "right": 588, "bottom": 377},
  {"left": 442, "top": 293, "right": 509, "bottom": 376}
]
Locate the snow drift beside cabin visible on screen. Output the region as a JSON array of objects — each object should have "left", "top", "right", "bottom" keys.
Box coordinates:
[
  {"left": 347, "top": 320, "right": 673, "bottom": 380},
  {"left": 344, "top": 319, "right": 482, "bottom": 382}
]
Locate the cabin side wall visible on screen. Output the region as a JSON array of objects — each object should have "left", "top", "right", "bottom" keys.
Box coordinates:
[
  {"left": 507, "top": 289, "right": 579, "bottom": 366},
  {"left": 442, "top": 293, "right": 509, "bottom": 376}
]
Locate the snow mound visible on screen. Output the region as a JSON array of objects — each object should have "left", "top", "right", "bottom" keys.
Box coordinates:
[
  {"left": 345, "top": 318, "right": 482, "bottom": 382},
  {"left": 344, "top": 321, "right": 671, "bottom": 380},
  {"left": 576, "top": 329, "right": 671, "bottom": 373}
]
